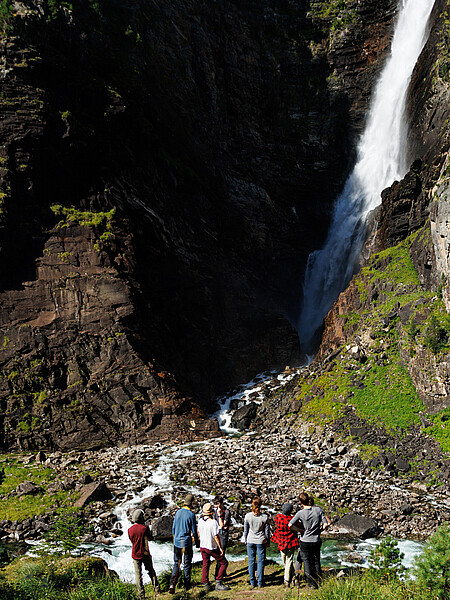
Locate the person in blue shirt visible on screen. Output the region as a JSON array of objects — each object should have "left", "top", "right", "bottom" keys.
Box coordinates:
[{"left": 169, "top": 494, "right": 200, "bottom": 593}]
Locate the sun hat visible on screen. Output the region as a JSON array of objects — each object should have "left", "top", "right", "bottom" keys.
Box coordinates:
[{"left": 202, "top": 502, "right": 214, "bottom": 516}]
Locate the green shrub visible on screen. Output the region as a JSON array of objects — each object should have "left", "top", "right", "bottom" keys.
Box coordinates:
[
  {"left": 368, "top": 536, "right": 405, "bottom": 581},
  {"left": 8, "top": 559, "right": 60, "bottom": 600},
  {"left": 0, "top": 0, "right": 12, "bottom": 33},
  {"left": 42, "top": 511, "right": 85, "bottom": 556},
  {"left": 414, "top": 523, "right": 450, "bottom": 599},
  {"left": 424, "top": 314, "right": 450, "bottom": 354}
]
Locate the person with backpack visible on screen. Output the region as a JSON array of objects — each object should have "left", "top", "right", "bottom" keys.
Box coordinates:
[{"left": 289, "top": 492, "right": 331, "bottom": 588}]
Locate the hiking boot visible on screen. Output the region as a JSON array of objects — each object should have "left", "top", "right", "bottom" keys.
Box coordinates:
[
  {"left": 168, "top": 586, "right": 175, "bottom": 595},
  {"left": 203, "top": 582, "right": 213, "bottom": 592},
  {"left": 215, "top": 581, "right": 230, "bottom": 591}
]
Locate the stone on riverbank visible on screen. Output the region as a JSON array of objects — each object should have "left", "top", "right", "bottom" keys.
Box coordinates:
[
  {"left": 335, "top": 514, "right": 381, "bottom": 539},
  {"left": 74, "top": 482, "right": 113, "bottom": 508},
  {"left": 151, "top": 515, "right": 174, "bottom": 540}
]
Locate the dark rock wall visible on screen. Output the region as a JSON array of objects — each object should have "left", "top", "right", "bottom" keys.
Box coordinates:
[{"left": 0, "top": 0, "right": 402, "bottom": 449}]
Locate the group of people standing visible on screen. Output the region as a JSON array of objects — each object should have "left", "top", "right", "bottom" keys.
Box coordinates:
[{"left": 128, "top": 491, "right": 330, "bottom": 597}]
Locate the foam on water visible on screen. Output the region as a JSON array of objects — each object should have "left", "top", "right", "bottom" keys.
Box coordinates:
[{"left": 213, "top": 368, "right": 303, "bottom": 432}]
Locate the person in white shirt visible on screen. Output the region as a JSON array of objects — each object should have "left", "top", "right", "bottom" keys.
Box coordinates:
[{"left": 198, "top": 502, "right": 230, "bottom": 592}]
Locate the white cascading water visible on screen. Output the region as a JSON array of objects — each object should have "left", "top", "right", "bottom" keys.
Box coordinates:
[{"left": 298, "top": 0, "right": 435, "bottom": 349}]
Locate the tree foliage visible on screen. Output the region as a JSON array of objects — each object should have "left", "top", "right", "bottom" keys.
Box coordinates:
[
  {"left": 368, "top": 536, "right": 406, "bottom": 581},
  {"left": 414, "top": 523, "right": 450, "bottom": 600}
]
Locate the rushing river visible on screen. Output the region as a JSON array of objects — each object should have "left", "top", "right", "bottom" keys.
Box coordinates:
[{"left": 89, "top": 370, "right": 424, "bottom": 583}]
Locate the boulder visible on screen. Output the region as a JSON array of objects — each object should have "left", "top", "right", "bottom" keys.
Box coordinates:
[
  {"left": 35, "top": 451, "right": 46, "bottom": 463},
  {"left": 230, "top": 402, "right": 258, "bottom": 430},
  {"left": 345, "top": 551, "right": 364, "bottom": 564},
  {"left": 15, "top": 481, "right": 43, "bottom": 496},
  {"left": 335, "top": 513, "right": 381, "bottom": 539},
  {"left": 74, "top": 482, "right": 113, "bottom": 508},
  {"left": 151, "top": 515, "right": 174, "bottom": 540},
  {"left": 395, "top": 457, "right": 410, "bottom": 472},
  {"left": 141, "top": 494, "right": 167, "bottom": 510}
]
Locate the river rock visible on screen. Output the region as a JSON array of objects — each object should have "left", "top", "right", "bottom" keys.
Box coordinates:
[
  {"left": 141, "top": 494, "right": 167, "bottom": 510},
  {"left": 335, "top": 514, "right": 381, "bottom": 539},
  {"left": 230, "top": 402, "right": 258, "bottom": 430},
  {"left": 151, "top": 515, "right": 174, "bottom": 540},
  {"left": 74, "top": 482, "right": 113, "bottom": 508},
  {"left": 345, "top": 551, "right": 364, "bottom": 564}
]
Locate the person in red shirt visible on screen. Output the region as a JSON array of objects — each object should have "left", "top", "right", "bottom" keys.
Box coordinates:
[
  {"left": 271, "top": 503, "right": 299, "bottom": 588},
  {"left": 128, "top": 509, "right": 160, "bottom": 598}
]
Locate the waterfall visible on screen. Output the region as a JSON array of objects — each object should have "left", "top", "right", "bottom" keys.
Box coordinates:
[{"left": 298, "top": 0, "right": 435, "bottom": 350}]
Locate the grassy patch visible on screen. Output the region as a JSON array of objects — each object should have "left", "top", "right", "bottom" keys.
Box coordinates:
[
  {"left": 359, "top": 443, "right": 381, "bottom": 461},
  {"left": 423, "top": 408, "right": 450, "bottom": 453},
  {"left": 0, "top": 457, "right": 77, "bottom": 521},
  {"left": 50, "top": 205, "right": 115, "bottom": 230},
  {"left": 309, "top": 0, "right": 358, "bottom": 33},
  {"left": 361, "top": 241, "right": 420, "bottom": 288},
  {"left": 351, "top": 360, "right": 423, "bottom": 431}
]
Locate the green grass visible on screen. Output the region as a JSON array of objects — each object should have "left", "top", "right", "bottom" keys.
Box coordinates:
[
  {"left": 423, "top": 407, "right": 450, "bottom": 453},
  {"left": 351, "top": 360, "right": 423, "bottom": 431},
  {"left": 362, "top": 243, "right": 420, "bottom": 287},
  {"left": 0, "top": 457, "right": 77, "bottom": 521},
  {"left": 291, "top": 226, "right": 450, "bottom": 444},
  {"left": 0, "top": 555, "right": 440, "bottom": 600}
]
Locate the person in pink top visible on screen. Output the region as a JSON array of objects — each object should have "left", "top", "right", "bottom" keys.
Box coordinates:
[{"left": 128, "top": 509, "right": 160, "bottom": 598}]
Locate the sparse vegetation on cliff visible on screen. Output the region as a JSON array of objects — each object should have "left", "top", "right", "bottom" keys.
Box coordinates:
[
  {"left": 309, "top": 0, "right": 358, "bottom": 33},
  {"left": 0, "top": 0, "right": 12, "bottom": 34}
]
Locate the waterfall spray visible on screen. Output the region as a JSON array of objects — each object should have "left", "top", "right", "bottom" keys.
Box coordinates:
[{"left": 298, "top": 0, "right": 435, "bottom": 351}]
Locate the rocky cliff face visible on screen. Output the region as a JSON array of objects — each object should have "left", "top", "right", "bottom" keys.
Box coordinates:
[
  {"left": 254, "top": 0, "right": 450, "bottom": 474},
  {"left": 315, "top": 0, "right": 450, "bottom": 412},
  {"left": 0, "top": 0, "right": 406, "bottom": 449}
]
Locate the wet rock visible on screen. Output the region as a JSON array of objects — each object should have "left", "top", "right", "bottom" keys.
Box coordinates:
[
  {"left": 345, "top": 552, "right": 364, "bottom": 564},
  {"left": 141, "top": 495, "right": 167, "bottom": 510},
  {"left": 151, "top": 515, "right": 174, "bottom": 540},
  {"left": 230, "top": 402, "right": 258, "bottom": 430}
]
